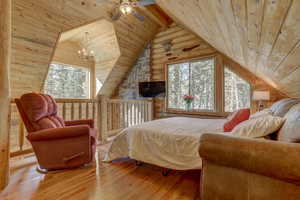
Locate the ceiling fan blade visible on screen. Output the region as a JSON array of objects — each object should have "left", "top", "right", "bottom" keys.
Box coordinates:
[
  {"left": 137, "top": 0, "right": 156, "bottom": 6},
  {"left": 132, "top": 10, "right": 146, "bottom": 21}
]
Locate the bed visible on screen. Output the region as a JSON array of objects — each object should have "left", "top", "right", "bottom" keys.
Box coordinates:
[{"left": 104, "top": 117, "right": 226, "bottom": 170}]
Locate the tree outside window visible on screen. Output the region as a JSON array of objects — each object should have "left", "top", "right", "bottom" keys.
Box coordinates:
[
  {"left": 224, "top": 67, "right": 251, "bottom": 112},
  {"left": 167, "top": 58, "right": 215, "bottom": 111},
  {"left": 44, "top": 63, "right": 90, "bottom": 99}
]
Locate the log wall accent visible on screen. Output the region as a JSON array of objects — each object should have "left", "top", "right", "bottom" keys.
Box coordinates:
[
  {"left": 156, "top": 0, "right": 300, "bottom": 98},
  {"left": 11, "top": 0, "right": 159, "bottom": 98},
  {"left": 151, "top": 24, "right": 285, "bottom": 118},
  {"left": 0, "top": 0, "right": 11, "bottom": 190}
]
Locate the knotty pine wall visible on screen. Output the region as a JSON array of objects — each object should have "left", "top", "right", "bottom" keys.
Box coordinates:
[
  {"left": 150, "top": 24, "right": 285, "bottom": 118},
  {"left": 157, "top": 0, "right": 300, "bottom": 98}
]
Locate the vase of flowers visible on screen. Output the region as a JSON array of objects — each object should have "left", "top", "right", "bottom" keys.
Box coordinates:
[{"left": 183, "top": 95, "right": 194, "bottom": 111}]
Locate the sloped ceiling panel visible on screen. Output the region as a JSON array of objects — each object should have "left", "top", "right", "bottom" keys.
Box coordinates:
[
  {"left": 12, "top": 0, "right": 159, "bottom": 98},
  {"left": 59, "top": 19, "right": 121, "bottom": 86},
  {"left": 156, "top": 0, "right": 300, "bottom": 97}
]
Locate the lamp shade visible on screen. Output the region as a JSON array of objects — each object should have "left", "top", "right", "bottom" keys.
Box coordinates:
[{"left": 252, "top": 91, "right": 270, "bottom": 101}]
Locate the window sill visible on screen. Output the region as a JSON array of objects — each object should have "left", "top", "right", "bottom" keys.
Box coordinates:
[{"left": 162, "top": 109, "right": 229, "bottom": 118}]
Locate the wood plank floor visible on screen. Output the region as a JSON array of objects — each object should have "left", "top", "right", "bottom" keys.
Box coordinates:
[{"left": 0, "top": 147, "right": 200, "bottom": 200}]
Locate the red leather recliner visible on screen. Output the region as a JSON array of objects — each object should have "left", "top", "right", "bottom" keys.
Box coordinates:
[{"left": 15, "top": 93, "right": 97, "bottom": 172}]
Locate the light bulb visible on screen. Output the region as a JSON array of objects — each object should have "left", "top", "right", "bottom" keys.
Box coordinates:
[{"left": 120, "top": 3, "right": 133, "bottom": 15}]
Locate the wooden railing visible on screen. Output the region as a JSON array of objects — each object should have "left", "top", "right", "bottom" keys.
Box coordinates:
[
  {"left": 9, "top": 99, "right": 99, "bottom": 157},
  {"left": 99, "top": 96, "right": 153, "bottom": 141},
  {"left": 9, "top": 97, "right": 153, "bottom": 157}
]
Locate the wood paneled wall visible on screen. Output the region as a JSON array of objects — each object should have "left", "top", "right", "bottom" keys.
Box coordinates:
[
  {"left": 0, "top": 0, "right": 11, "bottom": 190},
  {"left": 151, "top": 24, "right": 285, "bottom": 117},
  {"left": 11, "top": 0, "right": 159, "bottom": 98},
  {"left": 157, "top": 0, "right": 300, "bottom": 98},
  {"left": 99, "top": 17, "right": 159, "bottom": 96}
]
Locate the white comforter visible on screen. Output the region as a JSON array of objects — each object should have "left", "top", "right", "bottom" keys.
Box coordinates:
[{"left": 104, "top": 117, "right": 226, "bottom": 170}]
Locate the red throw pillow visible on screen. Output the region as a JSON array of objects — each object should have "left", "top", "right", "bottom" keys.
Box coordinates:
[{"left": 224, "top": 108, "right": 250, "bottom": 132}]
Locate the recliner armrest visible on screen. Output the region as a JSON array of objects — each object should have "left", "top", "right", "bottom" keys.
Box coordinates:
[
  {"left": 65, "top": 119, "right": 94, "bottom": 128},
  {"left": 27, "top": 125, "right": 91, "bottom": 141},
  {"left": 199, "top": 133, "right": 300, "bottom": 184}
]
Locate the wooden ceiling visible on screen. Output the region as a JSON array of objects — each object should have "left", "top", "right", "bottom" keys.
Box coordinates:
[
  {"left": 11, "top": 0, "right": 159, "bottom": 97},
  {"left": 156, "top": 0, "right": 300, "bottom": 98},
  {"left": 59, "top": 19, "right": 120, "bottom": 84}
]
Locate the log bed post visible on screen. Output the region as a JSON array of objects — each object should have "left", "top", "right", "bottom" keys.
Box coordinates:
[{"left": 0, "top": 0, "right": 11, "bottom": 190}]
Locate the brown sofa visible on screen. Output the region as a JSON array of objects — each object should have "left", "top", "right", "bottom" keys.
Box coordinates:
[{"left": 199, "top": 101, "right": 300, "bottom": 200}]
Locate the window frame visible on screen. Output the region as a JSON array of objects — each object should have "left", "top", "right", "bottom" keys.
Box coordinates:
[
  {"left": 44, "top": 62, "right": 92, "bottom": 99},
  {"left": 165, "top": 55, "right": 218, "bottom": 115},
  {"left": 164, "top": 54, "right": 253, "bottom": 116}
]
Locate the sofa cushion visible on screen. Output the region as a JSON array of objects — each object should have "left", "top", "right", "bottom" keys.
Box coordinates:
[
  {"left": 269, "top": 98, "right": 299, "bottom": 117},
  {"left": 231, "top": 114, "right": 285, "bottom": 138},
  {"left": 250, "top": 108, "right": 271, "bottom": 119},
  {"left": 278, "top": 103, "right": 300, "bottom": 143},
  {"left": 224, "top": 108, "right": 250, "bottom": 132}
]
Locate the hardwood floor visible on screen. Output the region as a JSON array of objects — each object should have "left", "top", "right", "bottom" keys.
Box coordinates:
[{"left": 0, "top": 147, "right": 200, "bottom": 200}]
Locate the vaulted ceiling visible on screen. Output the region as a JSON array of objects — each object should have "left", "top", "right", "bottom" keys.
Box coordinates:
[
  {"left": 59, "top": 19, "right": 120, "bottom": 84},
  {"left": 156, "top": 0, "right": 300, "bottom": 98},
  {"left": 11, "top": 0, "right": 159, "bottom": 97}
]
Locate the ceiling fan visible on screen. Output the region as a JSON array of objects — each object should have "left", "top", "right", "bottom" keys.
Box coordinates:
[{"left": 96, "top": 0, "right": 156, "bottom": 21}]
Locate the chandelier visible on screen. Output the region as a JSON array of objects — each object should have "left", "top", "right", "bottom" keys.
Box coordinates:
[
  {"left": 78, "top": 32, "right": 95, "bottom": 61},
  {"left": 120, "top": 0, "right": 133, "bottom": 15}
]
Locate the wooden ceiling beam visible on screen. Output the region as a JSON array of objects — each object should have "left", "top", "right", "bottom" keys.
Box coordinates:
[{"left": 139, "top": 5, "right": 172, "bottom": 29}]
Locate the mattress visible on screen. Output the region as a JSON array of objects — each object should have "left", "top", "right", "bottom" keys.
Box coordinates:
[{"left": 104, "top": 117, "right": 226, "bottom": 170}]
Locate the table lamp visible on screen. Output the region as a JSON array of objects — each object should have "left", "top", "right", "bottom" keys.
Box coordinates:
[{"left": 253, "top": 91, "right": 270, "bottom": 111}]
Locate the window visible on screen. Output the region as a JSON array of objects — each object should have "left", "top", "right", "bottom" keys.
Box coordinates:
[
  {"left": 167, "top": 58, "right": 215, "bottom": 111},
  {"left": 96, "top": 78, "right": 103, "bottom": 95},
  {"left": 44, "top": 63, "right": 90, "bottom": 99},
  {"left": 224, "top": 67, "right": 251, "bottom": 112}
]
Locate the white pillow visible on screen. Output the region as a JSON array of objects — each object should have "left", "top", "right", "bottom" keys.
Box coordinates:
[
  {"left": 250, "top": 108, "right": 271, "bottom": 119},
  {"left": 231, "top": 115, "right": 285, "bottom": 138}
]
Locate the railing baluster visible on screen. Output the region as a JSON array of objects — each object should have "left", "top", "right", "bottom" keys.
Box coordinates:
[
  {"left": 125, "top": 102, "right": 128, "bottom": 127},
  {"left": 148, "top": 102, "right": 153, "bottom": 121},
  {"left": 62, "top": 102, "right": 66, "bottom": 120},
  {"left": 145, "top": 102, "right": 149, "bottom": 121},
  {"left": 71, "top": 103, "right": 75, "bottom": 120},
  {"left": 93, "top": 101, "right": 96, "bottom": 120},
  {"left": 139, "top": 102, "right": 142, "bottom": 124},
  {"left": 129, "top": 103, "right": 132, "bottom": 126},
  {"left": 19, "top": 121, "right": 24, "bottom": 151},
  {"left": 79, "top": 102, "right": 82, "bottom": 120},
  {"left": 141, "top": 102, "right": 144, "bottom": 123},
  {"left": 143, "top": 102, "right": 146, "bottom": 122},
  {"left": 122, "top": 102, "right": 125, "bottom": 128},
  {"left": 86, "top": 102, "right": 89, "bottom": 119},
  {"left": 108, "top": 102, "right": 112, "bottom": 131},
  {"left": 135, "top": 103, "right": 138, "bottom": 125}
]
